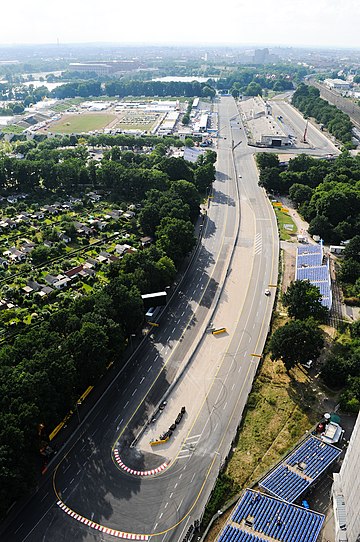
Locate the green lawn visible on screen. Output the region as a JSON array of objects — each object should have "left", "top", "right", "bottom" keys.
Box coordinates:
[
  {"left": 0, "top": 125, "right": 24, "bottom": 134},
  {"left": 273, "top": 206, "right": 297, "bottom": 241},
  {"left": 49, "top": 113, "right": 116, "bottom": 134}
]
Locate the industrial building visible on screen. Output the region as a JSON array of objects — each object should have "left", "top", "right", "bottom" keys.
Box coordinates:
[
  {"left": 68, "top": 60, "right": 140, "bottom": 75},
  {"left": 332, "top": 412, "right": 360, "bottom": 542},
  {"left": 324, "top": 79, "right": 351, "bottom": 91},
  {"left": 295, "top": 242, "right": 332, "bottom": 309},
  {"left": 157, "top": 110, "right": 179, "bottom": 135}
]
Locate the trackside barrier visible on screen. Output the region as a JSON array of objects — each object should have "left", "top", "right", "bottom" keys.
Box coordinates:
[
  {"left": 150, "top": 437, "right": 169, "bottom": 446},
  {"left": 48, "top": 386, "right": 94, "bottom": 440},
  {"left": 212, "top": 327, "right": 226, "bottom": 335},
  {"left": 49, "top": 422, "right": 65, "bottom": 441}
]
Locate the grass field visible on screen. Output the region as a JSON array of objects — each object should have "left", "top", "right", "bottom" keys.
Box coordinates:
[
  {"left": 0, "top": 125, "right": 24, "bottom": 134},
  {"left": 49, "top": 113, "right": 116, "bottom": 134},
  {"left": 273, "top": 204, "right": 297, "bottom": 241}
]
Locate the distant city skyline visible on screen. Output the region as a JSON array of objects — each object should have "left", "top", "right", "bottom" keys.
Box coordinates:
[{"left": 1, "top": 0, "right": 360, "bottom": 49}]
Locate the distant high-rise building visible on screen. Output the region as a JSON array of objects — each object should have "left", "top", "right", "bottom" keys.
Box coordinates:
[
  {"left": 332, "top": 412, "right": 360, "bottom": 542},
  {"left": 253, "top": 48, "right": 270, "bottom": 64}
]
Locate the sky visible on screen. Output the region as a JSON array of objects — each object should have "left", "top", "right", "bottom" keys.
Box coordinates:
[{"left": 1, "top": 0, "right": 360, "bottom": 49}]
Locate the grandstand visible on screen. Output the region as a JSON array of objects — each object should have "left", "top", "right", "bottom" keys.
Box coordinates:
[
  {"left": 295, "top": 242, "right": 332, "bottom": 309},
  {"left": 259, "top": 436, "right": 341, "bottom": 503},
  {"left": 218, "top": 489, "right": 324, "bottom": 542}
]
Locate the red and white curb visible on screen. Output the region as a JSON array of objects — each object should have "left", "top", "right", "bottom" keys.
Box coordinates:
[
  {"left": 57, "top": 500, "right": 149, "bottom": 540},
  {"left": 114, "top": 449, "right": 169, "bottom": 476}
]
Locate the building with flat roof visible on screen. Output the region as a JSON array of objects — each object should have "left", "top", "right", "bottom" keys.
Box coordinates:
[
  {"left": 332, "top": 412, "right": 360, "bottom": 542},
  {"left": 324, "top": 79, "right": 351, "bottom": 91}
]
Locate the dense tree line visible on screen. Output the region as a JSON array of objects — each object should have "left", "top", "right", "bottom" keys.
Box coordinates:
[
  {"left": 50, "top": 80, "right": 216, "bottom": 100},
  {"left": 292, "top": 84, "right": 354, "bottom": 146},
  {"left": 217, "top": 65, "right": 307, "bottom": 97},
  {"left": 322, "top": 320, "right": 360, "bottom": 412},
  {"left": 256, "top": 151, "right": 360, "bottom": 244},
  {"left": 0, "top": 141, "right": 216, "bottom": 516}
]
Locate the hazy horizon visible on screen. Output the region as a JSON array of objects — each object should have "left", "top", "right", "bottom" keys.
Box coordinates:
[{"left": 0, "top": 0, "right": 359, "bottom": 50}]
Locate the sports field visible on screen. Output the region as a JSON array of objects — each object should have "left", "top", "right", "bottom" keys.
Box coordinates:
[{"left": 49, "top": 113, "right": 116, "bottom": 134}]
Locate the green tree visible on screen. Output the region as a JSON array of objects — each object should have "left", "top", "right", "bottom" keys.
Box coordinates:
[
  {"left": 289, "top": 183, "right": 313, "bottom": 207},
  {"left": 283, "top": 280, "right": 328, "bottom": 321},
  {"left": 156, "top": 217, "right": 196, "bottom": 266},
  {"left": 269, "top": 318, "right": 324, "bottom": 371}
]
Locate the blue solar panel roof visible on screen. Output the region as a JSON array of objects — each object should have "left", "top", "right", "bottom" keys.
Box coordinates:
[
  {"left": 297, "top": 253, "right": 323, "bottom": 268},
  {"left": 217, "top": 489, "right": 324, "bottom": 542},
  {"left": 259, "top": 436, "right": 341, "bottom": 503},
  {"left": 296, "top": 243, "right": 332, "bottom": 310},
  {"left": 296, "top": 266, "right": 329, "bottom": 282},
  {"left": 297, "top": 245, "right": 322, "bottom": 255}
]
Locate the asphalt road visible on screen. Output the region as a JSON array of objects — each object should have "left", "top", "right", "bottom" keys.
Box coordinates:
[
  {"left": 269, "top": 99, "right": 339, "bottom": 154},
  {"left": 0, "top": 97, "right": 278, "bottom": 542}
]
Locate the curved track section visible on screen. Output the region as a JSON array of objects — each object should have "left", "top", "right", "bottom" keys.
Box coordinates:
[{"left": 113, "top": 449, "right": 170, "bottom": 476}]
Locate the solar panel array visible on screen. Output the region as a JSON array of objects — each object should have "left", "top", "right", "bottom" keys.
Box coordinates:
[
  {"left": 259, "top": 436, "right": 341, "bottom": 503},
  {"left": 295, "top": 242, "right": 332, "bottom": 309},
  {"left": 217, "top": 489, "right": 324, "bottom": 542}
]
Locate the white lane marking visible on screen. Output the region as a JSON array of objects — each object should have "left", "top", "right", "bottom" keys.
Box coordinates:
[
  {"left": 104, "top": 413, "right": 108, "bottom": 420},
  {"left": 124, "top": 401, "right": 129, "bottom": 408},
  {"left": 154, "top": 523, "right": 158, "bottom": 531},
  {"left": 191, "top": 472, "right": 196, "bottom": 483},
  {"left": 162, "top": 534, "right": 168, "bottom": 542},
  {"left": 14, "top": 523, "right": 24, "bottom": 534},
  {"left": 159, "top": 512, "right": 163, "bottom": 520},
  {"left": 63, "top": 486, "right": 68, "bottom": 493},
  {"left": 164, "top": 502, "right": 168, "bottom": 509},
  {"left": 169, "top": 492, "right": 173, "bottom": 499},
  {"left": 140, "top": 377, "right": 145, "bottom": 384},
  {"left": 174, "top": 483, "right": 178, "bottom": 489},
  {"left": 214, "top": 423, "right": 218, "bottom": 431},
  {"left": 70, "top": 478, "right": 74, "bottom": 485},
  {"left": 167, "top": 336, "right": 171, "bottom": 342},
  {"left": 144, "top": 354, "right": 150, "bottom": 361},
  {"left": 178, "top": 516, "right": 192, "bottom": 542},
  {"left": 80, "top": 443, "right": 87, "bottom": 452},
  {"left": 177, "top": 497, "right": 184, "bottom": 511},
  {"left": 179, "top": 474, "right": 182, "bottom": 480},
  {"left": 130, "top": 377, "right": 135, "bottom": 384},
  {"left": 232, "top": 383, "right": 235, "bottom": 390},
  {"left": 181, "top": 311, "right": 185, "bottom": 316},
  {"left": 91, "top": 428, "right": 98, "bottom": 437},
  {"left": 186, "top": 434, "right": 201, "bottom": 441},
  {"left": 131, "top": 388, "right": 137, "bottom": 397},
  {"left": 63, "top": 464, "right": 71, "bottom": 473},
  {"left": 172, "top": 327, "right": 176, "bottom": 333},
  {"left": 76, "top": 469, "right": 81, "bottom": 475},
  {"left": 147, "top": 365, "right": 152, "bottom": 373},
  {"left": 41, "top": 492, "right": 49, "bottom": 502},
  {"left": 178, "top": 453, "right": 192, "bottom": 459},
  {"left": 154, "top": 354, "right": 159, "bottom": 361}
]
